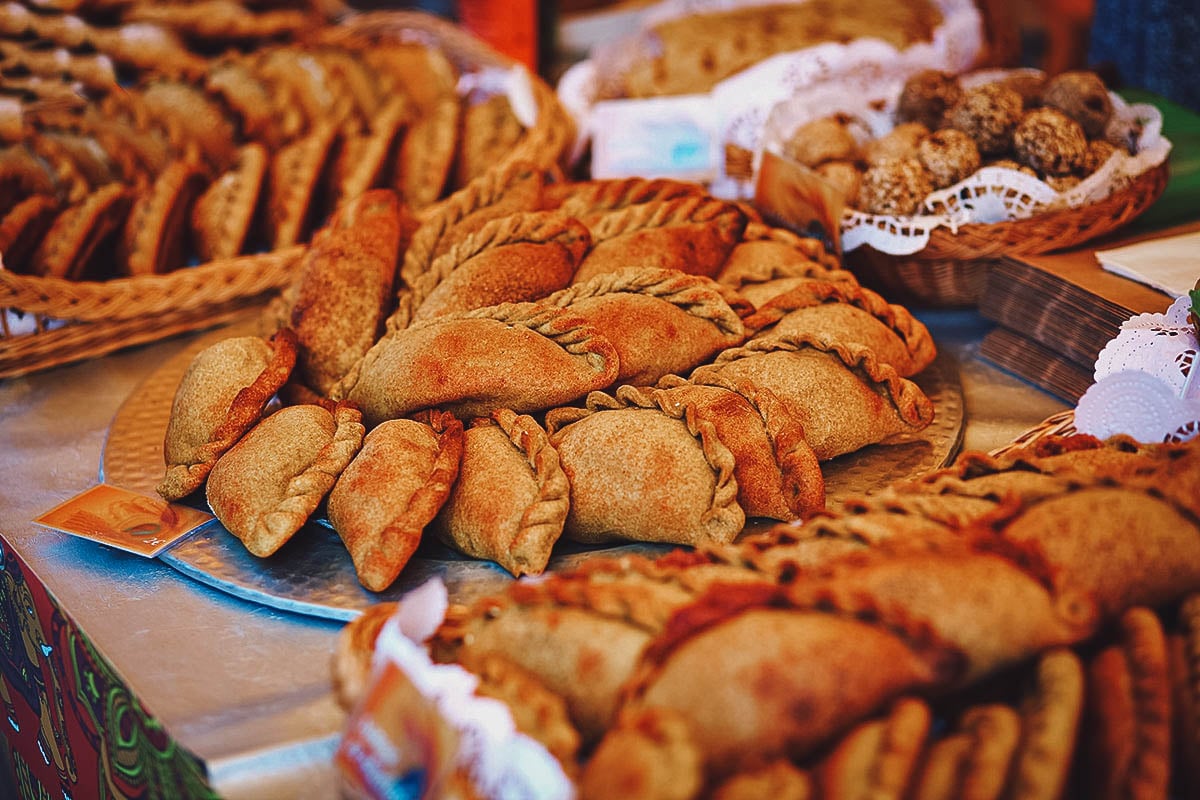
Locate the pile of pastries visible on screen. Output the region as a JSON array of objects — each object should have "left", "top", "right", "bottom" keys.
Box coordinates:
[
  {"left": 335, "top": 433, "right": 1200, "bottom": 799},
  {"left": 0, "top": 0, "right": 534, "bottom": 280},
  {"left": 782, "top": 69, "right": 1133, "bottom": 215},
  {"left": 155, "top": 168, "right": 939, "bottom": 590}
]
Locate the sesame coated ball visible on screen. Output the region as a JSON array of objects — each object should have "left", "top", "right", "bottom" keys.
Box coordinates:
[
  {"left": 1042, "top": 71, "right": 1113, "bottom": 139},
  {"left": 896, "top": 70, "right": 963, "bottom": 130},
  {"left": 947, "top": 82, "right": 1025, "bottom": 155},
  {"left": 1014, "top": 107, "right": 1088, "bottom": 176},
  {"left": 855, "top": 157, "right": 934, "bottom": 216},
  {"left": 917, "top": 128, "right": 982, "bottom": 188},
  {"left": 864, "top": 121, "right": 929, "bottom": 165},
  {"left": 1080, "top": 138, "right": 1119, "bottom": 176},
  {"left": 783, "top": 115, "right": 860, "bottom": 168}
]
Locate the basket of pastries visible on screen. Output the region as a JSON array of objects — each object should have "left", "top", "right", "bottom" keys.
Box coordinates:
[
  {"left": 761, "top": 67, "right": 1171, "bottom": 307},
  {"left": 330, "top": 432, "right": 1200, "bottom": 799},
  {"left": 0, "top": 2, "right": 575, "bottom": 379}
]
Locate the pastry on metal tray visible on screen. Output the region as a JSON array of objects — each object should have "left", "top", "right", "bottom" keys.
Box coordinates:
[
  {"left": 206, "top": 402, "right": 364, "bottom": 558},
  {"left": 157, "top": 329, "right": 298, "bottom": 502},
  {"left": 743, "top": 280, "right": 937, "bottom": 377},
  {"left": 338, "top": 302, "right": 619, "bottom": 425},
  {"left": 571, "top": 196, "right": 748, "bottom": 285},
  {"left": 689, "top": 333, "right": 935, "bottom": 460},
  {"left": 409, "top": 211, "right": 589, "bottom": 322},
  {"left": 543, "top": 267, "right": 749, "bottom": 387},
  {"left": 545, "top": 388, "right": 745, "bottom": 547},
  {"left": 328, "top": 410, "right": 463, "bottom": 592},
  {"left": 289, "top": 189, "right": 415, "bottom": 397},
  {"left": 589, "top": 380, "right": 825, "bottom": 522},
  {"left": 433, "top": 409, "right": 568, "bottom": 577}
]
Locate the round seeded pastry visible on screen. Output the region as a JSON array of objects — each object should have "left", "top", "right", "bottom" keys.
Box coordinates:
[
  {"left": 783, "top": 115, "right": 860, "bottom": 168},
  {"left": 1014, "top": 107, "right": 1088, "bottom": 176},
  {"left": 1042, "top": 70, "right": 1113, "bottom": 139},
  {"left": 855, "top": 157, "right": 934, "bottom": 216},
  {"left": 896, "top": 69, "right": 963, "bottom": 130},
  {"left": 917, "top": 128, "right": 981, "bottom": 189},
  {"left": 947, "top": 82, "right": 1024, "bottom": 155},
  {"left": 863, "top": 121, "right": 929, "bottom": 165}
]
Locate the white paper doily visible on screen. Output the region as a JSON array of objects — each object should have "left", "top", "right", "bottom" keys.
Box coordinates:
[{"left": 1075, "top": 296, "right": 1200, "bottom": 444}]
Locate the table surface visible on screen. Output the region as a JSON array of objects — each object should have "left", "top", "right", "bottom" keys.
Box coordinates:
[{"left": 0, "top": 308, "right": 1069, "bottom": 799}]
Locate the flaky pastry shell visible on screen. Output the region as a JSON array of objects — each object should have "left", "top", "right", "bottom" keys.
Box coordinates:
[
  {"left": 328, "top": 410, "right": 463, "bottom": 592},
  {"left": 434, "top": 409, "right": 569, "bottom": 577},
  {"left": 206, "top": 402, "right": 364, "bottom": 557},
  {"left": 158, "top": 328, "right": 297, "bottom": 502},
  {"left": 337, "top": 302, "right": 619, "bottom": 425}
]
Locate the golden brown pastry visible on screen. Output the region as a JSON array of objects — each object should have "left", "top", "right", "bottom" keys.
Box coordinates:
[
  {"left": 546, "top": 389, "right": 745, "bottom": 546},
  {"left": 206, "top": 402, "right": 364, "bottom": 558},
  {"left": 689, "top": 333, "right": 935, "bottom": 460},
  {"left": 434, "top": 409, "right": 569, "bottom": 577},
  {"left": 290, "top": 189, "right": 415, "bottom": 397},
  {"left": 337, "top": 302, "right": 620, "bottom": 425},
  {"left": 328, "top": 410, "right": 463, "bottom": 592},
  {"left": 400, "top": 161, "right": 550, "bottom": 296},
  {"left": 743, "top": 281, "right": 937, "bottom": 377},
  {"left": 544, "top": 267, "right": 749, "bottom": 387},
  {"left": 572, "top": 196, "right": 748, "bottom": 285},
  {"left": 158, "top": 329, "right": 298, "bottom": 502},
  {"left": 605, "top": 380, "right": 825, "bottom": 522},
  {"left": 813, "top": 697, "right": 930, "bottom": 800},
  {"left": 409, "top": 211, "right": 590, "bottom": 322},
  {"left": 716, "top": 222, "right": 856, "bottom": 308},
  {"left": 547, "top": 177, "right": 707, "bottom": 227}
]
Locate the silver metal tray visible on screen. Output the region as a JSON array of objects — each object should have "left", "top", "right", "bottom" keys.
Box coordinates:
[{"left": 101, "top": 323, "right": 964, "bottom": 621}]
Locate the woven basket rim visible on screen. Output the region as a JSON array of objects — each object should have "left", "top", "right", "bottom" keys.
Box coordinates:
[{"left": 900, "top": 161, "right": 1170, "bottom": 262}]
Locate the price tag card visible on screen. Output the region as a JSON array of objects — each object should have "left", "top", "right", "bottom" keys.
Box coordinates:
[{"left": 34, "top": 483, "right": 213, "bottom": 558}]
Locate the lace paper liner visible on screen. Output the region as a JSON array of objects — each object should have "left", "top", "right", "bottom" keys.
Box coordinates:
[
  {"left": 758, "top": 68, "right": 1172, "bottom": 255},
  {"left": 559, "top": 0, "right": 983, "bottom": 187},
  {"left": 340, "top": 579, "right": 575, "bottom": 800},
  {"left": 1075, "top": 296, "right": 1200, "bottom": 444}
]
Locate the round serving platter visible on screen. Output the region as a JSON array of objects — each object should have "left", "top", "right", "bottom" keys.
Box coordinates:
[{"left": 101, "top": 320, "right": 965, "bottom": 621}]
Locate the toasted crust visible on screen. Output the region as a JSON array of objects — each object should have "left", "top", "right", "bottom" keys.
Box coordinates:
[
  {"left": 544, "top": 267, "right": 747, "bottom": 386},
  {"left": 435, "top": 409, "right": 569, "bottom": 577},
  {"left": 158, "top": 328, "right": 298, "bottom": 502},
  {"left": 206, "top": 402, "right": 364, "bottom": 557},
  {"left": 329, "top": 411, "right": 463, "bottom": 592},
  {"left": 341, "top": 302, "right": 620, "bottom": 425},
  {"left": 691, "top": 333, "right": 935, "bottom": 460}
]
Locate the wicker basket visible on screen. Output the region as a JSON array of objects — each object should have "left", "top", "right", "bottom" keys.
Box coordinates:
[
  {"left": 0, "top": 11, "right": 575, "bottom": 380},
  {"left": 845, "top": 161, "right": 1171, "bottom": 308}
]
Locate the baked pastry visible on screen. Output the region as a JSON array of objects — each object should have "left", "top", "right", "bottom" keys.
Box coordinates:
[
  {"left": 688, "top": 333, "right": 935, "bottom": 460},
  {"left": 855, "top": 157, "right": 934, "bottom": 216},
  {"left": 916, "top": 128, "right": 981, "bottom": 189},
  {"left": 158, "top": 329, "right": 298, "bottom": 502},
  {"left": 546, "top": 389, "right": 745, "bottom": 546},
  {"left": 328, "top": 410, "right": 463, "bottom": 591},
  {"left": 543, "top": 267, "right": 749, "bottom": 387},
  {"left": 1013, "top": 107, "right": 1087, "bottom": 177},
  {"left": 289, "top": 189, "right": 413, "bottom": 396},
  {"left": 782, "top": 115, "right": 860, "bottom": 168},
  {"left": 572, "top": 196, "right": 748, "bottom": 285},
  {"left": 863, "top": 121, "right": 930, "bottom": 165},
  {"left": 896, "top": 69, "right": 962, "bottom": 130},
  {"left": 946, "top": 82, "right": 1024, "bottom": 155},
  {"left": 814, "top": 161, "right": 863, "bottom": 208},
  {"left": 206, "top": 402, "right": 364, "bottom": 557},
  {"left": 409, "top": 211, "right": 590, "bottom": 322},
  {"left": 434, "top": 409, "right": 569, "bottom": 577},
  {"left": 337, "top": 302, "right": 620, "bottom": 425},
  {"left": 742, "top": 280, "right": 937, "bottom": 377},
  {"left": 1042, "top": 70, "right": 1113, "bottom": 139},
  {"left": 717, "top": 222, "right": 855, "bottom": 308},
  {"left": 615, "top": 380, "right": 826, "bottom": 522}
]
